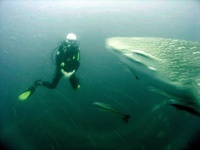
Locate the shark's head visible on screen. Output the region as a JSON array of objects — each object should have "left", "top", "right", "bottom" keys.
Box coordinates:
[
  {"left": 106, "top": 37, "right": 162, "bottom": 76},
  {"left": 105, "top": 37, "right": 200, "bottom": 112}
]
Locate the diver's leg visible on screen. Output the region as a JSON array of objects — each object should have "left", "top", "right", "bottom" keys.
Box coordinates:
[
  {"left": 18, "top": 69, "right": 62, "bottom": 100},
  {"left": 69, "top": 74, "right": 80, "bottom": 90},
  {"left": 41, "top": 69, "right": 63, "bottom": 89}
]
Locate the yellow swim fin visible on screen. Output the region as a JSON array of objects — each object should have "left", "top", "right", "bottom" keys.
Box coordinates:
[
  {"left": 18, "top": 86, "right": 36, "bottom": 101},
  {"left": 18, "top": 91, "right": 31, "bottom": 101}
]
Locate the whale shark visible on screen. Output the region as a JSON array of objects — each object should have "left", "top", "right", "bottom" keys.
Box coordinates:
[{"left": 105, "top": 37, "right": 200, "bottom": 116}]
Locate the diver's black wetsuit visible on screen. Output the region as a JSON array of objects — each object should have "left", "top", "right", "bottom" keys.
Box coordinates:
[{"left": 35, "top": 40, "right": 80, "bottom": 90}]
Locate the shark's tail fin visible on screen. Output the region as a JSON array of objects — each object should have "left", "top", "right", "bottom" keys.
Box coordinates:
[{"left": 122, "top": 115, "right": 131, "bottom": 123}]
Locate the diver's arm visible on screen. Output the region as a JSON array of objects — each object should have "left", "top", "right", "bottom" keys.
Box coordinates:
[{"left": 77, "top": 49, "right": 80, "bottom": 62}]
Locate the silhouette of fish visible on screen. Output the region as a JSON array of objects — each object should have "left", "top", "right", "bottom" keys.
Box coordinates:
[{"left": 93, "top": 102, "right": 130, "bottom": 123}]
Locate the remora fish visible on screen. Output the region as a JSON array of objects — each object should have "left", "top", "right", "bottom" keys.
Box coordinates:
[
  {"left": 105, "top": 37, "right": 200, "bottom": 116},
  {"left": 93, "top": 102, "right": 130, "bottom": 123},
  {"left": 169, "top": 99, "right": 200, "bottom": 116}
]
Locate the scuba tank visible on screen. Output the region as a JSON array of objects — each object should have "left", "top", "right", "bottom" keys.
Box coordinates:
[{"left": 51, "top": 41, "right": 63, "bottom": 65}]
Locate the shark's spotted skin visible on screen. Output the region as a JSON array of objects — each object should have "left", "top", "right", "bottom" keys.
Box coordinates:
[
  {"left": 106, "top": 37, "right": 200, "bottom": 114},
  {"left": 106, "top": 37, "right": 200, "bottom": 83}
]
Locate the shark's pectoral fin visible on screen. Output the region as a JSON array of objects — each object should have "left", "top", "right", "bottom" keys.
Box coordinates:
[{"left": 184, "top": 80, "right": 200, "bottom": 105}]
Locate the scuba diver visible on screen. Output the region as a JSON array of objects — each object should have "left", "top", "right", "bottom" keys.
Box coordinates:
[{"left": 18, "top": 33, "right": 80, "bottom": 101}]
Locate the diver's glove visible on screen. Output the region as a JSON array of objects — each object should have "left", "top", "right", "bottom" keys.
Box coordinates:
[{"left": 61, "top": 69, "right": 75, "bottom": 78}]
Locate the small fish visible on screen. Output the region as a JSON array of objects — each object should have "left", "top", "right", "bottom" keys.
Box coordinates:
[{"left": 93, "top": 102, "right": 130, "bottom": 123}]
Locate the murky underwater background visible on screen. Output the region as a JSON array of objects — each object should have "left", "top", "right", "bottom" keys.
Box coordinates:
[{"left": 0, "top": 0, "right": 200, "bottom": 149}]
